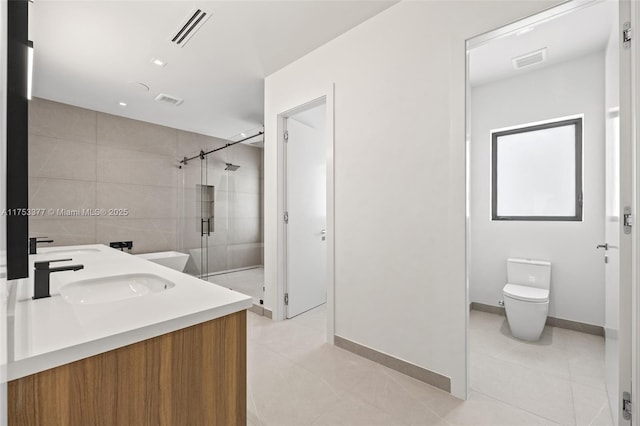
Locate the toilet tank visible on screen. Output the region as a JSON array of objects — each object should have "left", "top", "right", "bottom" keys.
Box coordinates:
[{"left": 507, "top": 258, "right": 551, "bottom": 290}]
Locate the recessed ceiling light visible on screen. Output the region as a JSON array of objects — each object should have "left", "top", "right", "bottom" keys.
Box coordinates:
[
  {"left": 151, "top": 58, "right": 167, "bottom": 67},
  {"left": 240, "top": 133, "right": 246, "bottom": 137},
  {"left": 516, "top": 27, "right": 535, "bottom": 36},
  {"left": 118, "top": 101, "right": 127, "bottom": 107}
]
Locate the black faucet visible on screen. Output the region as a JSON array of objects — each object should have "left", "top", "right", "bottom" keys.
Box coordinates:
[
  {"left": 29, "top": 237, "right": 54, "bottom": 254},
  {"left": 33, "top": 258, "right": 84, "bottom": 300},
  {"left": 109, "top": 241, "right": 133, "bottom": 251}
]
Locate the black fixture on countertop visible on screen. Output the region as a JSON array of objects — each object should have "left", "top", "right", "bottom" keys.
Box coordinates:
[
  {"left": 109, "top": 241, "right": 133, "bottom": 251},
  {"left": 29, "top": 237, "right": 53, "bottom": 255},
  {"left": 33, "top": 258, "right": 84, "bottom": 300}
]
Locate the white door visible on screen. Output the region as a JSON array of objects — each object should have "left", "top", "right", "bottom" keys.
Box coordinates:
[
  {"left": 604, "top": 107, "right": 625, "bottom": 424},
  {"left": 603, "top": 3, "right": 632, "bottom": 423},
  {"left": 284, "top": 105, "right": 327, "bottom": 318}
]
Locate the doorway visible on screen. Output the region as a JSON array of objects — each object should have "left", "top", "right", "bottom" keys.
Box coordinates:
[
  {"left": 283, "top": 99, "right": 328, "bottom": 319},
  {"left": 465, "top": 1, "right": 632, "bottom": 424}
]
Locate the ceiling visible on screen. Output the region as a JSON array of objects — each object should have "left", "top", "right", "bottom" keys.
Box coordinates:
[
  {"left": 469, "top": 1, "right": 616, "bottom": 87},
  {"left": 29, "top": 0, "right": 397, "bottom": 142}
]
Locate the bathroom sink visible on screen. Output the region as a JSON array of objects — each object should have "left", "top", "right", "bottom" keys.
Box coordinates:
[
  {"left": 60, "top": 273, "right": 175, "bottom": 305},
  {"left": 43, "top": 248, "right": 101, "bottom": 255}
]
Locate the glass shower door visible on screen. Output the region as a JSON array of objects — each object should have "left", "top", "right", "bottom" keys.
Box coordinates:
[
  {"left": 197, "top": 153, "right": 212, "bottom": 279},
  {"left": 177, "top": 135, "right": 265, "bottom": 304},
  {"left": 178, "top": 150, "right": 211, "bottom": 280}
]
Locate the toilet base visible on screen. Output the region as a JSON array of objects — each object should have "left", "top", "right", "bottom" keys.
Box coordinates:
[{"left": 504, "top": 296, "right": 549, "bottom": 342}]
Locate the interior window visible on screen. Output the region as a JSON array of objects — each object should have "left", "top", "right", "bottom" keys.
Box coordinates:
[{"left": 491, "top": 117, "right": 583, "bottom": 221}]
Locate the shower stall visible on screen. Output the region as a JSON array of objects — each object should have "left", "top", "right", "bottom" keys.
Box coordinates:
[{"left": 177, "top": 132, "right": 264, "bottom": 305}]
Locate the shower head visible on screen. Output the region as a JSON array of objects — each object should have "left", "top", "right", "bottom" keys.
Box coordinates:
[{"left": 225, "top": 163, "right": 240, "bottom": 171}]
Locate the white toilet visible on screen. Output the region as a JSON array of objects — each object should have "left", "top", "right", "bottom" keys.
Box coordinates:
[{"left": 502, "top": 258, "right": 551, "bottom": 341}]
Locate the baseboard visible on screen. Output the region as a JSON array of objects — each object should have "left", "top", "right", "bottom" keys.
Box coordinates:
[
  {"left": 334, "top": 335, "right": 451, "bottom": 393},
  {"left": 470, "top": 302, "right": 604, "bottom": 337},
  {"left": 248, "top": 304, "right": 273, "bottom": 319},
  {"left": 470, "top": 302, "right": 505, "bottom": 316},
  {"left": 545, "top": 316, "right": 604, "bottom": 336}
]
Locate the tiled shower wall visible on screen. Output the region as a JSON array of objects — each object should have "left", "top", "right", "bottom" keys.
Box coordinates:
[
  {"left": 28, "top": 97, "right": 263, "bottom": 269},
  {"left": 178, "top": 130, "right": 264, "bottom": 274}
]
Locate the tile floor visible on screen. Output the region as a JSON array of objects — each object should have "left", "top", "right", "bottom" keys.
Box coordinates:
[
  {"left": 247, "top": 306, "right": 612, "bottom": 425},
  {"left": 469, "top": 310, "right": 611, "bottom": 426}
]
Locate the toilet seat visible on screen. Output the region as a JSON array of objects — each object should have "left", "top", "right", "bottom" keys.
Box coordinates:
[{"left": 503, "top": 283, "right": 549, "bottom": 302}]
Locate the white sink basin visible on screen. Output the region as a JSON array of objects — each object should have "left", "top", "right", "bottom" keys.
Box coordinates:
[
  {"left": 60, "top": 273, "right": 175, "bottom": 305},
  {"left": 43, "top": 248, "right": 101, "bottom": 255}
]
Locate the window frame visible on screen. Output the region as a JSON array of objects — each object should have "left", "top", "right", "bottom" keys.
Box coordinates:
[{"left": 491, "top": 117, "right": 583, "bottom": 222}]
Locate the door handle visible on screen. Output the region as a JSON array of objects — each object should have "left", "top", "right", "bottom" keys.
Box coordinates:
[
  {"left": 596, "top": 243, "right": 608, "bottom": 250},
  {"left": 321, "top": 229, "right": 326, "bottom": 241}
]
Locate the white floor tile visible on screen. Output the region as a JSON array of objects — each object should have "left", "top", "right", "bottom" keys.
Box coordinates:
[
  {"left": 247, "top": 307, "right": 610, "bottom": 425},
  {"left": 571, "top": 382, "right": 612, "bottom": 426},
  {"left": 471, "top": 352, "right": 575, "bottom": 424},
  {"left": 494, "top": 342, "right": 571, "bottom": 380},
  {"left": 310, "top": 392, "right": 409, "bottom": 426},
  {"left": 442, "top": 391, "right": 560, "bottom": 426}
]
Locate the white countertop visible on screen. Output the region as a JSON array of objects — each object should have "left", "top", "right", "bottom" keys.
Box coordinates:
[{"left": 7, "top": 244, "right": 252, "bottom": 381}]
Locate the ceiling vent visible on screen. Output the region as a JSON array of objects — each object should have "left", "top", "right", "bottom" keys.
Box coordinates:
[
  {"left": 154, "top": 93, "right": 184, "bottom": 106},
  {"left": 512, "top": 48, "right": 547, "bottom": 70},
  {"left": 170, "top": 8, "right": 211, "bottom": 48}
]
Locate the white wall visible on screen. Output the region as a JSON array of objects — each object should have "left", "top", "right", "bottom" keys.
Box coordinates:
[
  {"left": 264, "top": 0, "right": 561, "bottom": 398},
  {"left": 469, "top": 52, "right": 606, "bottom": 326}
]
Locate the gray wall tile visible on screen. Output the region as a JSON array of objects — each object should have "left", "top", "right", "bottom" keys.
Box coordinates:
[
  {"left": 207, "top": 245, "right": 230, "bottom": 273},
  {"left": 227, "top": 192, "right": 260, "bottom": 219},
  {"left": 97, "top": 112, "right": 177, "bottom": 156},
  {"left": 29, "top": 134, "right": 96, "bottom": 181},
  {"left": 29, "top": 177, "right": 96, "bottom": 214},
  {"left": 228, "top": 144, "right": 262, "bottom": 177},
  {"left": 97, "top": 146, "right": 178, "bottom": 187},
  {"left": 30, "top": 98, "right": 96, "bottom": 144},
  {"left": 29, "top": 218, "right": 96, "bottom": 246},
  {"left": 179, "top": 162, "right": 203, "bottom": 188},
  {"left": 209, "top": 219, "right": 229, "bottom": 247},
  {"left": 96, "top": 182, "right": 177, "bottom": 219},
  {"left": 230, "top": 218, "right": 261, "bottom": 244},
  {"left": 180, "top": 188, "right": 197, "bottom": 219},
  {"left": 229, "top": 244, "right": 263, "bottom": 269},
  {"left": 179, "top": 217, "right": 204, "bottom": 251}
]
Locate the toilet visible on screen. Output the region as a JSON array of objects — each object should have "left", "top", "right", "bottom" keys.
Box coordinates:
[{"left": 502, "top": 258, "right": 551, "bottom": 341}]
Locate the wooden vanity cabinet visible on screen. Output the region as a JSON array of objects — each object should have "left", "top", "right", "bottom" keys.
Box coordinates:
[{"left": 9, "top": 310, "right": 246, "bottom": 426}]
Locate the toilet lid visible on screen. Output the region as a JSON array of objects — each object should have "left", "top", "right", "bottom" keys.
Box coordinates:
[{"left": 503, "top": 283, "right": 549, "bottom": 302}]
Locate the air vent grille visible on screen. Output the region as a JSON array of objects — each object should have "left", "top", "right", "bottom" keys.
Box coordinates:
[
  {"left": 154, "top": 93, "right": 184, "bottom": 106},
  {"left": 170, "top": 9, "right": 211, "bottom": 48},
  {"left": 512, "top": 48, "right": 547, "bottom": 70}
]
